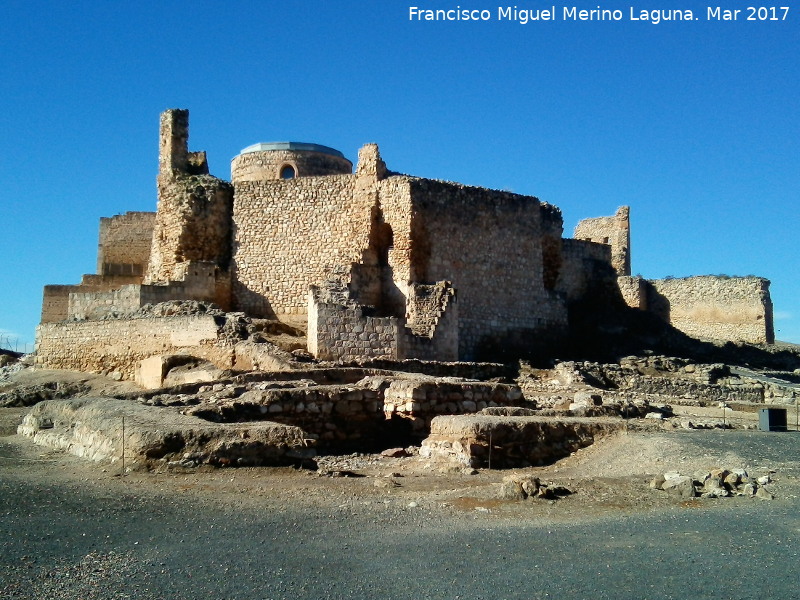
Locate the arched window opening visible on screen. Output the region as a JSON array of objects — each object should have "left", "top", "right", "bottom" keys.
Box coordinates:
[{"left": 280, "top": 164, "right": 296, "bottom": 179}]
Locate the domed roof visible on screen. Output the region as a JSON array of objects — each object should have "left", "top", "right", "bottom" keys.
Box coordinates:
[{"left": 237, "top": 142, "right": 346, "bottom": 159}]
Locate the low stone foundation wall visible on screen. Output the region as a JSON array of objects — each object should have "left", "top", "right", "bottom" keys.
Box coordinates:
[
  {"left": 421, "top": 414, "right": 623, "bottom": 468},
  {"left": 190, "top": 384, "right": 384, "bottom": 447},
  {"left": 179, "top": 375, "right": 529, "bottom": 451},
  {"left": 383, "top": 379, "right": 523, "bottom": 424}
]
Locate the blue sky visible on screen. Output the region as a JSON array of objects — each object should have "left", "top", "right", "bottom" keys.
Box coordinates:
[{"left": 0, "top": 1, "right": 797, "bottom": 351}]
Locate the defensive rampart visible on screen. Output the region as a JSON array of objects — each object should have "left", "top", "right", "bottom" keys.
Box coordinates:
[
  {"left": 232, "top": 174, "right": 364, "bottom": 319},
  {"left": 646, "top": 276, "right": 774, "bottom": 344}
]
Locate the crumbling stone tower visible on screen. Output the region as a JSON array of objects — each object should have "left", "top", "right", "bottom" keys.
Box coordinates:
[
  {"left": 574, "top": 206, "right": 631, "bottom": 276},
  {"left": 145, "top": 110, "right": 234, "bottom": 296}
]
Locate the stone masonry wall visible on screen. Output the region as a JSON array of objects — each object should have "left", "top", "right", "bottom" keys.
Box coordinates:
[
  {"left": 35, "top": 315, "right": 234, "bottom": 380},
  {"left": 573, "top": 206, "right": 631, "bottom": 276},
  {"left": 404, "top": 178, "right": 568, "bottom": 360},
  {"left": 145, "top": 173, "right": 233, "bottom": 283},
  {"left": 617, "top": 275, "right": 647, "bottom": 310},
  {"left": 383, "top": 379, "right": 523, "bottom": 425},
  {"left": 69, "top": 285, "right": 143, "bottom": 321},
  {"left": 146, "top": 109, "right": 233, "bottom": 284},
  {"left": 97, "top": 211, "right": 156, "bottom": 276},
  {"left": 41, "top": 276, "right": 142, "bottom": 323},
  {"left": 646, "top": 276, "right": 774, "bottom": 344},
  {"left": 68, "top": 263, "right": 225, "bottom": 321},
  {"left": 556, "top": 239, "right": 614, "bottom": 303},
  {"left": 186, "top": 376, "right": 526, "bottom": 449},
  {"left": 401, "top": 282, "right": 459, "bottom": 361},
  {"left": 231, "top": 149, "right": 352, "bottom": 182},
  {"left": 232, "top": 175, "right": 369, "bottom": 319},
  {"left": 307, "top": 278, "right": 460, "bottom": 363},
  {"left": 307, "top": 284, "right": 401, "bottom": 361}
]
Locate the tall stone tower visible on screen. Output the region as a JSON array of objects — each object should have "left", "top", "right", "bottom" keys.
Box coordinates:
[{"left": 145, "top": 109, "right": 234, "bottom": 290}]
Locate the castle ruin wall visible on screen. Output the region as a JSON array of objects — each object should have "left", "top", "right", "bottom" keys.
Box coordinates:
[
  {"left": 401, "top": 282, "right": 459, "bottom": 362},
  {"left": 405, "top": 178, "right": 568, "bottom": 360},
  {"left": 35, "top": 315, "right": 234, "bottom": 380},
  {"left": 645, "top": 276, "right": 774, "bottom": 344},
  {"left": 145, "top": 174, "right": 233, "bottom": 284},
  {"left": 232, "top": 175, "right": 367, "bottom": 319},
  {"left": 556, "top": 239, "right": 615, "bottom": 303},
  {"left": 573, "top": 206, "right": 631, "bottom": 276},
  {"left": 67, "top": 262, "right": 226, "bottom": 321},
  {"left": 617, "top": 275, "right": 648, "bottom": 310},
  {"left": 97, "top": 211, "right": 156, "bottom": 277},
  {"left": 41, "top": 275, "right": 143, "bottom": 324},
  {"left": 307, "top": 284, "right": 401, "bottom": 361},
  {"left": 146, "top": 109, "right": 233, "bottom": 284}
]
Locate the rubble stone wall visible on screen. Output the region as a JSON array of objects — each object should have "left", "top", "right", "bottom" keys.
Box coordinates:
[
  {"left": 217, "top": 385, "right": 384, "bottom": 447},
  {"left": 146, "top": 109, "right": 233, "bottom": 284},
  {"left": 66, "top": 263, "right": 224, "bottom": 321},
  {"left": 401, "top": 283, "right": 459, "bottom": 362},
  {"left": 97, "top": 211, "right": 156, "bottom": 276},
  {"left": 307, "top": 278, "right": 459, "bottom": 363},
  {"left": 232, "top": 175, "right": 368, "bottom": 319},
  {"left": 145, "top": 174, "right": 233, "bottom": 283},
  {"left": 405, "top": 178, "right": 568, "bottom": 359},
  {"left": 69, "top": 285, "right": 143, "bottom": 321},
  {"left": 617, "top": 275, "right": 648, "bottom": 309},
  {"left": 307, "top": 286, "right": 401, "bottom": 361},
  {"left": 191, "top": 377, "right": 526, "bottom": 449},
  {"left": 556, "top": 239, "right": 615, "bottom": 302},
  {"left": 35, "top": 315, "right": 233, "bottom": 379},
  {"left": 41, "top": 276, "right": 143, "bottom": 323},
  {"left": 646, "top": 276, "right": 774, "bottom": 344},
  {"left": 421, "top": 415, "right": 623, "bottom": 468},
  {"left": 383, "top": 379, "right": 523, "bottom": 423},
  {"left": 573, "top": 206, "right": 631, "bottom": 276}
]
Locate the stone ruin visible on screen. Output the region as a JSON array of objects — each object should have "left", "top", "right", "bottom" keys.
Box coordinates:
[
  {"left": 35, "top": 108, "right": 775, "bottom": 382},
  {"left": 17, "top": 108, "right": 791, "bottom": 471}
]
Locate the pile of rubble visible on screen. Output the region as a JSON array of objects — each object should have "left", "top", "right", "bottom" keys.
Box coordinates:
[
  {"left": 0, "top": 381, "right": 91, "bottom": 408},
  {"left": 518, "top": 355, "right": 799, "bottom": 409},
  {"left": 650, "top": 468, "right": 775, "bottom": 500},
  {"left": 130, "top": 300, "right": 226, "bottom": 319},
  {"left": 499, "top": 473, "right": 574, "bottom": 501}
]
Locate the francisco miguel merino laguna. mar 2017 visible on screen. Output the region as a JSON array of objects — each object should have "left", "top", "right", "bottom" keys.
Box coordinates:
[{"left": 408, "top": 6, "right": 790, "bottom": 23}]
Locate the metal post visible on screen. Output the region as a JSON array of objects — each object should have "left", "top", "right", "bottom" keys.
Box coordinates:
[
  {"left": 121, "top": 416, "right": 125, "bottom": 476},
  {"left": 488, "top": 430, "right": 492, "bottom": 470}
]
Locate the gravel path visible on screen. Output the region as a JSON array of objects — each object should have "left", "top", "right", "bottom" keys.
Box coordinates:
[{"left": 3, "top": 428, "right": 800, "bottom": 599}]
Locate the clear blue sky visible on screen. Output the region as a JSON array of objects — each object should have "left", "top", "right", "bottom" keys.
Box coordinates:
[{"left": 1, "top": 1, "right": 798, "bottom": 351}]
